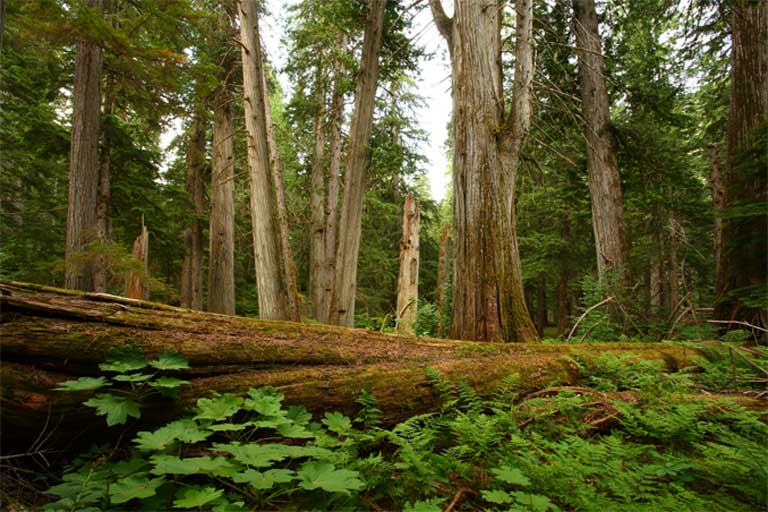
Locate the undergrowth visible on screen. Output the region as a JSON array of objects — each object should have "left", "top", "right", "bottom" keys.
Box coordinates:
[{"left": 27, "top": 345, "right": 768, "bottom": 511}]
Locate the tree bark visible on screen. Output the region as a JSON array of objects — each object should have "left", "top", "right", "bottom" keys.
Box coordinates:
[
  {"left": 573, "top": 0, "right": 630, "bottom": 284},
  {"left": 707, "top": 144, "right": 726, "bottom": 300},
  {"left": 536, "top": 273, "right": 546, "bottom": 338},
  {"left": 208, "top": 69, "right": 236, "bottom": 315},
  {"left": 124, "top": 220, "right": 148, "bottom": 300},
  {"left": 715, "top": 0, "right": 768, "bottom": 328},
  {"left": 92, "top": 76, "right": 115, "bottom": 293},
  {"left": 309, "top": 69, "right": 327, "bottom": 321},
  {"left": 261, "top": 58, "right": 301, "bottom": 322},
  {"left": 330, "top": 0, "right": 387, "bottom": 327},
  {"left": 238, "top": 0, "right": 288, "bottom": 320},
  {"left": 668, "top": 209, "right": 679, "bottom": 310},
  {"left": 0, "top": 281, "right": 710, "bottom": 446},
  {"left": 433, "top": 0, "right": 538, "bottom": 342},
  {"left": 435, "top": 223, "right": 450, "bottom": 337},
  {"left": 396, "top": 193, "right": 420, "bottom": 335},
  {"left": 320, "top": 32, "right": 347, "bottom": 324},
  {"left": 64, "top": 0, "right": 103, "bottom": 292},
  {"left": 180, "top": 100, "right": 207, "bottom": 311}
]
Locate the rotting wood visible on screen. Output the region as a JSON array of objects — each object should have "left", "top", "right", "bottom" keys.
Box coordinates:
[{"left": 0, "top": 281, "right": 732, "bottom": 448}]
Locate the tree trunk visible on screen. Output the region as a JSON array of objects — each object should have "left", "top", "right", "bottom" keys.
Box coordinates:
[
  {"left": 435, "top": 223, "right": 450, "bottom": 337},
  {"left": 0, "top": 280, "right": 711, "bottom": 447},
  {"left": 309, "top": 70, "right": 327, "bottom": 320},
  {"left": 330, "top": 0, "right": 387, "bottom": 327},
  {"left": 180, "top": 101, "right": 207, "bottom": 311},
  {"left": 573, "top": 0, "right": 629, "bottom": 284},
  {"left": 668, "top": 209, "right": 679, "bottom": 310},
  {"left": 707, "top": 144, "right": 726, "bottom": 300},
  {"left": 238, "top": 0, "right": 287, "bottom": 320},
  {"left": 431, "top": 0, "right": 538, "bottom": 342},
  {"left": 64, "top": 0, "right": 102, "bottom": 292},
  {"left": 536, "top": 273, "right": 546, "bottom": 338},
  {"left": 92, "top": 77, "right": 115, "bottom": 293},
  {"left": 715, "top": 0, "right": 768, "bottom": 329},
  {"left": 124, "top": 220, "right": 148, "bottom": 300},
  {"left": 261, "top": 58, "right": 301, "bottom": 322},
  {"left": 396, "top": 193, "right": 420, "bottom": 335},
  {"left": 208, "top": 69, "right": 236, "bottom": 315},
  {"left": 556, "top": 218, "right": 570, "bottom": 338},
  {"left": 320, "top": 32, "right": 347, "bottom": 324}
]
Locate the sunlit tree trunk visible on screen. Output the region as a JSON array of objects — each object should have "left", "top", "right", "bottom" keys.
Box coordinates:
[
  {"left": 396, "top": 193, "right": 420, "bottom": 335},
  {"left": 238, "top": 0, "right": 287, "bottom": 320},
  {"left": 715, "top": 0, "right": 768, "bottom": 328},
  {"left": 330, "top": 0, "right": 387, "bottom": 327},
  {"left": 92, "top": 77, "right": 115, "bottom": 293},
  {"left": 430, "top": 0, "right": 538, "bottom": 342},
  {"left": 124, "top": 219, "right": 148, "bottom": 300},
  {"left": 64, "top": 0, "right": 102, "bottom": 291},
  {"left": 180, "top": 100, "right": 207, "bottom": 311},
  {"left": 573, "top": 0, "right": 629, "bottom": 283}
]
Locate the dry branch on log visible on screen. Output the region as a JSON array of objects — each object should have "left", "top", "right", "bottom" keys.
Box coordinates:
[{"left": 0, "top": 281, "right": 715, "bottom": 449}]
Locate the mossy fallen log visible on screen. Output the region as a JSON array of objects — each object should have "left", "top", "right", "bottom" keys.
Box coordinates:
[{"left": 0, "top": 281, "right": 716, "bottom": 450}]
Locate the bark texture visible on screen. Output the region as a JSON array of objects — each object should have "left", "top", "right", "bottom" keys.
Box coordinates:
[
  {"left": 180, "top": 101, "right": 207, "bottom": 311},
  {"left": 208, "top": 66, "right": 236, "bottom": 315},
  {"left": 1, "top": 281, "right": 710, "bottom": 447},
  {"left": 309, "top": 71, "right": 327, "bottom": 320},
  {"left": 124, "top": 221, "right": 148, "bottom": 300},
  {"left": 93, "top": 77, "right": 115, "bottom": 293},
  {"left": 432, "top": 0, "right": 538, "bottom": 342},
  {"left": 238, "top": 0, "right": 287, "bottom": 320},
  {"left": 330, "top": 0, "right": 387, "bottom": 327},
  {"left": 573, "top": 0, "right": 630, "bottom": 283},
  {"left": 396, "top": 193, "right": 420, "bottom": 335},
  {"left": 714, "top": 0, "right": 768, "bottom": 329},
  {"left": 64, "top": 0, "right": 102, "bottom": 292}
]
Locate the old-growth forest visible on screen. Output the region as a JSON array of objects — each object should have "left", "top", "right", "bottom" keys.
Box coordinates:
[{"left": 1, "top": 0, "right": 766, "bottom": 510}]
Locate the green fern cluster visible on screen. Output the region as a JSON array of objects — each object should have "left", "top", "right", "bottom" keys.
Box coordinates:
[{"left": 44, "top": 348, "right": 767, "bottom": 511}]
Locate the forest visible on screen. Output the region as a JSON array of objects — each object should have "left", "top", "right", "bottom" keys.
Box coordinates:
[{"left": 0, "top": 0, "right": 766, "bottom": 510}]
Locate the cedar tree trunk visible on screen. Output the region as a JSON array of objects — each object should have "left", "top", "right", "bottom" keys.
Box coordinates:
[{"left": 396, "top": 193, "right": 420, "bottom": 335}]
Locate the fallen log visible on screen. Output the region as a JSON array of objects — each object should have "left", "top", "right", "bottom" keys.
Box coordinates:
[{"left": 0, "top": 281, "right": 714, "bottom": 450}]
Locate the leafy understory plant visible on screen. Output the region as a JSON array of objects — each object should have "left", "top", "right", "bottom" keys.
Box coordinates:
[{"left": 55, "top": 346, "right": 189, "bottom": 426}]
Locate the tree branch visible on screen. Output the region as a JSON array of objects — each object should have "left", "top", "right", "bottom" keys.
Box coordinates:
[{"left": 428, "top": 0, "right": 453, "bottom": 49}]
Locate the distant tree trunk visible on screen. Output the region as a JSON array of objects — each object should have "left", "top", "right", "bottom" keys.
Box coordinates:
[
  {"left": 668, "top": 209, "right": 679, "bottom": 310},
  {"left": 396, "top": 193, "right": 420, "bottom": 335},
  {"left": 707, "top": 144, "right": 726, "bottom": 299},
  {"left": 261, "top": 57, "right": 301, "bottom": 322},
  {"left": 125, "top": 220, "right": 148, "bottom": 300},
  {"left": 430, "top": 0, "right": 538, "bottom": 342},
  {"left": 180, "top": 101, "right": 207, "bottom": 311},
  {"left": 573, "top": 0, "right": 629, "bottom": 284},
  {"left": 238, "top": 0, "right": 288, "bottom": 320},
  {"left": 320, "top": 32, "right": 347, "bottom": 324},
  {"left": 208, "top": 76, "right": 236, "bottom": 314},
  {"left": 329, "top": 0, "right": 387, "bottom": 327},
  {"left": 715, "top": 0, "right": 768, "bottom": 328},
  {"left": 64, "top": 0, "right": 102, "bottom": 292},
  {"left": 92, "top": 77, "right": 115, "bottom": 293},
  {"left": 309, "top": 70, "right": 327, "bottom": 320},
  {"left": 556, "top": 218, "right": 570, "bottom": 338},
  {"left": 536, "top": 273, "right": 546, "bottom": 337},
  {"left": 435, "top": 223, "right": 450, "bottom": 337}
]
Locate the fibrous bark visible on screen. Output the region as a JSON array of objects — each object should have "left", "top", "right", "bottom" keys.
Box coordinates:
[
  {"left": 180, "top": 100, "right": 207, "bottom": 311},
  {"left": 208, "top": 53, "right": 236, "bottom": 315},
  {"left": 573, "top": 0, "right": 630, "bottom": 283},
  {"left": 309, "top": 67, "right": 327, "bottom": 321},
  {"left": 431, "top": 0, "right": 538, "bottom": 342},
  {"left": 64, "top": 0, "right": 102, "bottom": 292},
  {"left": 330, "top": 0, "right": 387, "bottom": 327},
  {"left": 238, "top": 0, "right": 288, "bottom": 320},
  {"left": 396, "top": 193, "right": 420, "bottom": 335},
  {"left": 436, "top": 223, "right": 450, "bottom": 337},
  {"left": 714, "top": 0, "right": 768, "bottom": 330},
  {"left": 1, "top": 281, "right": 709, "bottom": 447}
]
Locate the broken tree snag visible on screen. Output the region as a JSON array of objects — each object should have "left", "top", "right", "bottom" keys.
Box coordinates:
[
  {"left": 0, "top": 281, "right": 716, "bottom": 446},
  {"left": 124, "top": 220, "right": 149, "bottom": 300},
  {"left": 396, "top": 193, "right": 420, "bottom": 335}
]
